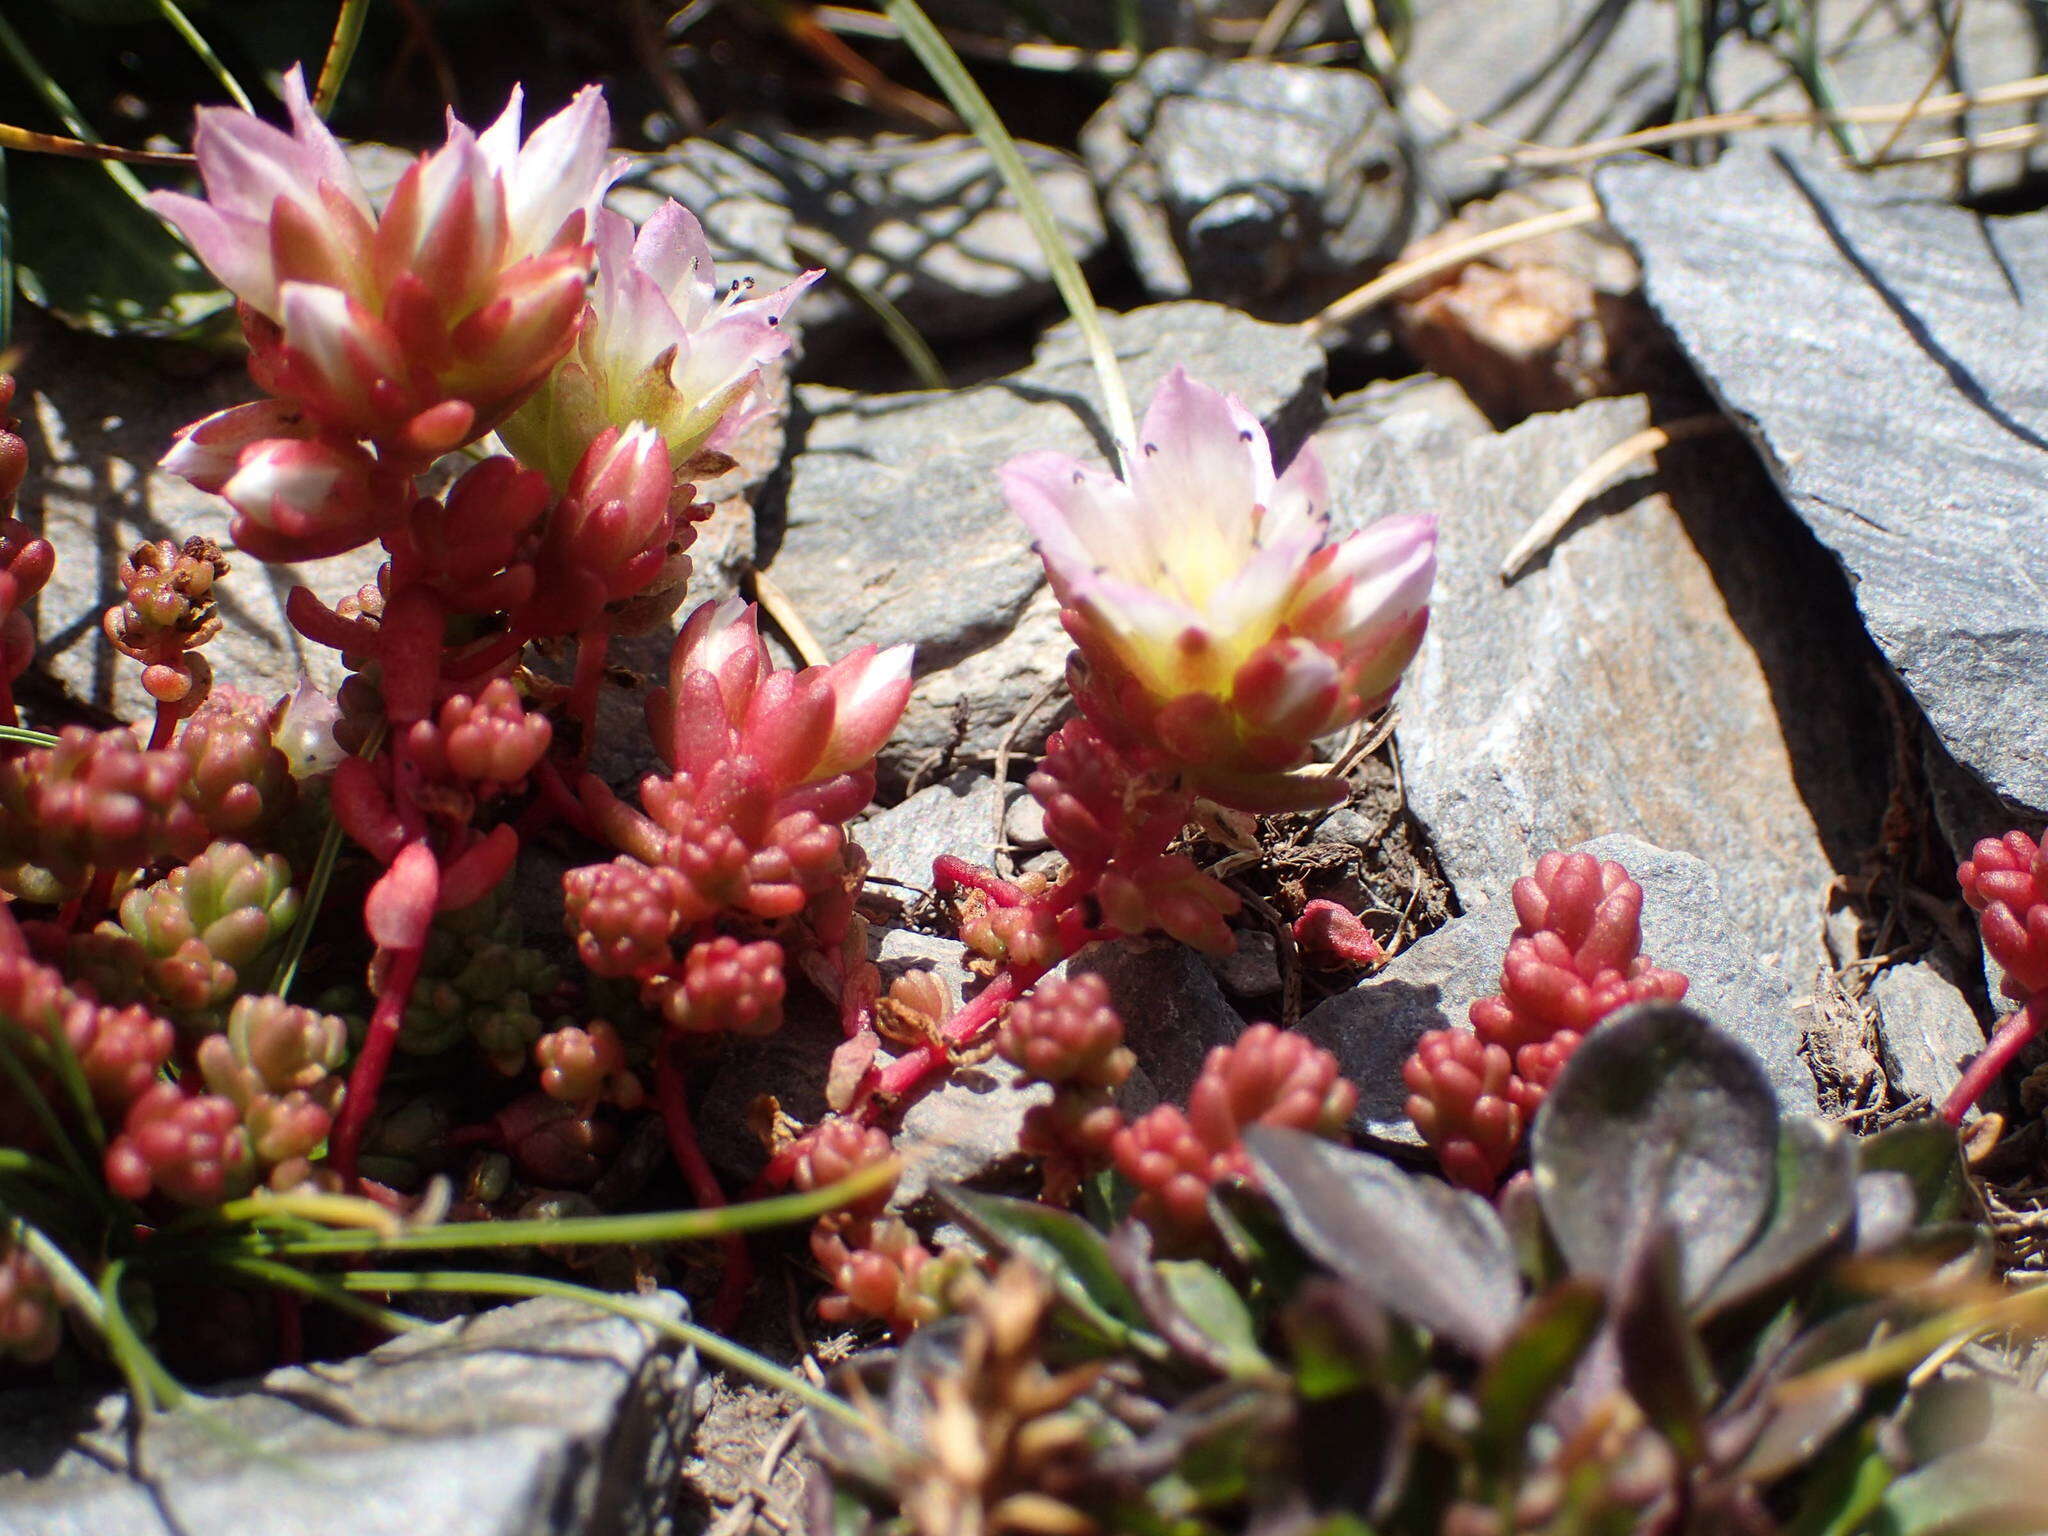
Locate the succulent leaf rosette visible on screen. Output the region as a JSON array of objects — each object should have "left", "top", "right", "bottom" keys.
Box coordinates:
[{"left": 1003, "top": 369, "right": 1436, "bottom": 808}]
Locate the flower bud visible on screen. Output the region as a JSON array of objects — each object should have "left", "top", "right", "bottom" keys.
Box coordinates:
[{"left": 220, "top": 435, "right": 383, "bottom": 562}]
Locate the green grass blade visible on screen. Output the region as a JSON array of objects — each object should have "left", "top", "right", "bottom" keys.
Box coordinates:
[
  {"left": 313, "top": 0, "right": 372, "bottom": 119},
  {"left": 878, "top": 0, "right": 1135, "bottom": 468},
  {"left": 793, "top": 237, "right": 948, "bottom": 391},
  {"left": 100, "top": 1258, "right": 186, "bottom": 1412},
  {"left": 0, "top": 1024, "right": 100, "bottom": 1195},
  {"left": 343, "top": 1268, "right": 879, "bottom": 1437},
  {"left": 245, "top": 1162, "right": 898, "bottom": 1254},
  {"left": 152, "top": 0, "right": 255, "bottom": 112},
  {"left": 0, "top": 725, "right": 59, "bottom": 748},
  {"left": 202, "top": 1254, "right": 430, "bottom": 1335},
  {"left": 273, "top": 720, "right": 382, "bottom": 998},
  {"left": 0, "top": 13, "right": 151, "bottom": 207}
]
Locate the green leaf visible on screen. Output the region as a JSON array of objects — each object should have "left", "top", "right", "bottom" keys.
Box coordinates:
[
  {"left": 8, "top": 152, "right": 232, "bottom": 339},
  {"left": 1155, "top": 1260, "right": 1270, "bottom": 1378},
  {"left": 1877, "top": 1447, "right": 2048, "bottom": 1535},
  {"left": 1858, "top": 1120, "right": 1966, "bottom": 1226},
  {"left": 1531, "top": 1003, "right": 1780, "bottom": 1303},
  {"left": 1473, "top": 1277, "right": 1605, "bottom": 1476},
  {"left": 1612, "top": 1223, "right": 1711, "bottom": 1465},
  {"left": 940, "top": 1186, "right": 1157, "bottom": 1352}
]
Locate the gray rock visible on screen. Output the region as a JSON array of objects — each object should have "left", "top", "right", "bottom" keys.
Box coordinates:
[
  {"left": 922, "top": 0, "right": 1332, "bottom": 49},
  {"left": 1298, "top": 834, "right": 1818, "bottom": 1147},
  {"left": 1871, "top": 958, "right": 1987, "bottom": 1108},
  {"left": 1207, "top": 927, "right": 1282, "bottom": 998},
  {"left": 1599, "top": 151, "right": 2048, "bottom": 816},
  {"left": 1080, "top": 50, "right": 1416, "bottom": 313},
  {"left": 1325, "top": 392, "right": 1891, "bottom": 977},
  {"left": 12, "top": 310, "right": 386, "bottom": 727},
  {"left": 768, "top": 301, "right": 1325, "bottom": 785},
  {"left": 1402, "top": 0, "right": 1673, "bottom": 203},
  {"left": 1070, "top": 937, "right": 1247, "bottom": 1107},
  {"left": 855, "top": 773, "right": 1013, "bottom": 893},
  {"left": 1708, "top": 1, "right": 2048, "bottom": 197},
  {"left": 613, "top": 127, "right": 1103, "bottom": 348},
  {"left": 1322, "top": 374, "right": 1493, "bottom": 443},
  {"left": 0, "top": 1293, "right": 697, "bottom": 1536}
]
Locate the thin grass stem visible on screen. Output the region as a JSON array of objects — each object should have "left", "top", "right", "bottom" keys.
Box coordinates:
[{"left": 152, "top": 0, "right": 255, "bottom": 112}]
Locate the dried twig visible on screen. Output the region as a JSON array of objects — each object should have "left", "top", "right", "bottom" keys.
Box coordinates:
[
  {"left": 1499, "top": 414, "right": 1730, "bottom": 581},
  {"left": 1309, "top": 201, "right": 1601, "bottom": 338}
]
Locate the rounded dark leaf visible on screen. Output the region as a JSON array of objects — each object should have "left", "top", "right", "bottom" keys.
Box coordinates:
[
  {"left": 1530, "top": 1003, "right": 1779, "bottom": 1302},
  {"left": 1698, "top": 1117, "right": 1857, "bottom": 1321},
  {"left": 1243, "top": 1126, "right": 1520, "bottom": 1354}
]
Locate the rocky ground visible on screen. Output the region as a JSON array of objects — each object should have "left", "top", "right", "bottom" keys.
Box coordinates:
[{"left": 4, "top": 0, "right": 2047, "bottom": 1529}]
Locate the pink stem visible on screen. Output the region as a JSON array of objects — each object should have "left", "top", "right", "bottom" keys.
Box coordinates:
[
  {"left": 1942, "top": 994, "right": 2045, "bottom": 1126},
  {"left": 566, "top": 627, "right": 611, "bottom": 765},
  {"left": 330, "top": 945, "right": 426, "bottom": 1185},
  {"left": 145, "top": 702, "right": 176, "bottom": 752},
  {"left": 933, "top": 853, "right": 1023, "bottom": 907},
  {"left": 871, "top": 964, "right": 1033, "bottom": 1102},
  {"left": 657, "top": 1034, "right": 752, "bottom": 1330}
]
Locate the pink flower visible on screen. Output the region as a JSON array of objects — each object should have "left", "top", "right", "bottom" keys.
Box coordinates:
[
  {"left": 497, "top": 201, "right": 820, "bottom": 488},
  {"left": 150, "top": 68, "right": 621, "bottom": 459},
  {"left": 219, "top": 435, "right": 383, "bottom": 562},
  {"left": 646, "top": 597, "right": 911, "bottom": 795},
  {"left": 1003, "top": 368, "right": 1435, "bottom": 800}
]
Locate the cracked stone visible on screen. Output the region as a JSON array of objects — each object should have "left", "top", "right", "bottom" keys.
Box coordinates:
[
  {"left": 1599, "top": 150, "right": 2048, "bottom": 817},
  {"left": 0, "top": 1293, "right": 698, "bottom": 1536},
  {"left": 1324, "top": 391, "right": 1892, "bottom": 978}
]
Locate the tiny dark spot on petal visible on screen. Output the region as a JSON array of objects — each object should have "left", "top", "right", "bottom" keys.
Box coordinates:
[
  {"left": 1238, "top": 429, "right": 1254, "bottom": 442},
  {"left": 1142, "top": 442, "right": 1158, "bottom": 456},
  {"left": 1073, "top": 470, "right": 1085, "bottom": 484},
  {"left": 768, "top": 316, "right": 779, "bottom": 326}
]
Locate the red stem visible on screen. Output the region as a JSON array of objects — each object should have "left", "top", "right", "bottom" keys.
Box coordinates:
[
  {"left": 145, "top": 702, "right": 176, "bottom": 752},
  {"left": 933, "top": 853, "right": 1023, "bottom": 907},
  {"left": 567, "top": 627, "right": 611, "bottom": 766},
  {"left": 657, "top": 1033, "right": 752, "bottom": 1330},
  {"left": 1942, "top": 993, "right": 2045, "bottom": 1126},
  {"left": 871, "top": 963, "right": 1034, "bottom": 1102},
  {"left": 0, "top": 674, "right": 16, "bottom": 732},
  {"left": 330, "top": 945, "right": 426, "bottom": 1186}
]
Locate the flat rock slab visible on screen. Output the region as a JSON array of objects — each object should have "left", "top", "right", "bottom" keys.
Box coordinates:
[
  {"left": 769, "top": 301, "right": 1324, "bottom": 784},
  {"left": 0, "top": 1294, "right": 697, "bottom": 1536},
  {"left": 1599, "top": 150, "right": 2048, "bottom": 816},
  {"left": 1871, "top": 957, "right": 1987, "bottom": 1109},
  {"left": 1326, "top": 392, "right": 1890, "bottom": 977},
  {"left": 613, "top": 128, "right": 1103, "bottom": 348},
  {"left": 1707, "top": 1, "right": 2048, "bottom": 198},
  {"left": 1298, "top": 834, "right": 1817, "bottom": 1147}
]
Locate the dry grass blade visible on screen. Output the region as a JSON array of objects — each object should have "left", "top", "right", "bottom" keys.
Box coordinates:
[
  {"left": 1500, "top": 414, "right": 1729, "bottom": 581},
  {"left": 812, "top": 7, "right": 1137, "bottom": 76},
  {"left": 1309, "top": 200, "right": 1600, "bottom": 338},
  {"left": 1868, "top": 119, "right": 2048, "bottom": 166},
  {"left": 0, "top": 126, "right": 192, "bottom": 166},
  {"left": 750, "top": 568, "right": 831, "bottom": 669},
  {"left": 1250, "top": 0, "right": 1315, "bottom": 57},
  {"left": 1484, "top": 70, "right": 2048, "bottom": 170}
]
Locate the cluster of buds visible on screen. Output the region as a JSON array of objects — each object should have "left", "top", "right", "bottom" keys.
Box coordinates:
[
  {"left": 0, "top": 379, "right": 54, "bottom": 730},
  {"left": 76, "top": 841, "right": 299, "bottom": 1022},
  {"left": 334, "top": 679, "right": 551, "bottom": 864},
  {"left": 0, "top": 727, "right": 207, "bottom": 903},
  {"left": 1026, "top": 716, "right": 1239, "bottom": 955},
  {"left": 1941, "top": 830, "right": 2048, "bottom": 1125},
  {"left": 0, "top": 941, "right": 175, "bottom": 1148},
  {"left": 1112, "top": 1023, "right": 1356, "bottom": 1243},
  {"left": 566, "top": 598, "right": 909, "bottom": 1015},
  {"left": 393, "top": 892, "right": 563, "bottom": 1074},
  {"left": 1005, "top": 368, "right": 1436, "bottom": 812},
  {"left": 996, "top": 974, "right": 1133, "bottom": 1202},
  {"left": 196, "top": 993, "right": 348, "bottom": 1190},
  {"left": 1293, "top": 898, "right": 1387, "bottom": 970},
  {"left": 792, "top": 1116, "right": 953, "bottom": 1334},
  {"left": 0, "top": 1230, "right": 59, "bottom": 1365},
  {"left": 1961, "top": 831, "right": 2048, "bottom": 1002},
  {"left": 1404, "top": 851, "right": 1688, "bottom": 1193},
  {"left": 103, "top": 538, "right": 228, "bottom": 719},
  {"left": 105, "top": 1081, "right": 256, "bottom": 1207},
  {"left": 153, "top": 69, "right": 620, "bottom": 500},
  {"left": 175, "top": 691, "right": 301, "bottom": 838},
  {"left": 535, "top": 1021, "right": 644, "bottom": 1109}
]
